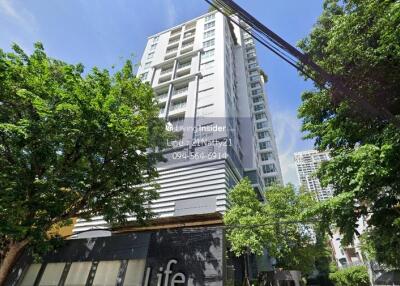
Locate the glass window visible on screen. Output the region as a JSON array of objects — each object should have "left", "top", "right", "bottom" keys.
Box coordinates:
[
  {"left": 201, "top": 49, "right": 214, "bottom": 61},
  {"left": 261, "top": 152, "right": 274, "bottom": 161},
  {"left": 38, "top": 263, "right": 66, "bottom": 286},
  {"left": 147, "top": 52, "right": 154, "bottom": 59},
  {"left": 255, "top": 113, "right": 265, "bottom": 120},
  {"left": 204, "top": 21, "right": 215, "bottom": 30},
  {"left": 140, "top": 72, "right": 148, "bottom": 80},
  {"left": 256, "top": 121, "right": 268, "bottom": 129},
  {"left": 92, "top": 261, "right": 121, "bottom": 286},
  {"left": 203, "top": 39, "right": 215, "bottom": 48},
  {"left": 259, "top": 141, "right": 272, "bottom": 150},
  {"left": 253, "top": 96, "right": 263, "bottom": 103},
  {"left": 149, "top": 43, "right": 157, "bottom": 51},
  {"left": 258, "top": 131, "right": 270, "bottom": 139},
  {"left": 264, "top": 176, "right": 277, "bottom": 186},
  {"left": 262, "top": 164, "right": 276, "bottom": 174},
  {"left": 143, "top": 62, "right": 151, "bottom": 69},
  {"left": 252, "top": 89, "right": 262, "bottom": 95},
  {"left": 20, "top": 264, "right": 42, "bottom": 286},
  {"left": 205, "top": 14, "right": 215, "bottom": 22},
  {"left": 254, "top": 104, "right": 263, "bottom": 111},
  {"left": 123, "top": 259, "right": 146, "bottom": 286},
  {"left": 204, "top": 29, "right": 215, "bottom": 39},
  {"left": 64, "top": 262, "right": 92, "bottom": 286}
]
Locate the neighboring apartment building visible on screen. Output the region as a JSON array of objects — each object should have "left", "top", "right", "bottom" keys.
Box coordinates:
[
  {"left": 294, "top": 149, "right": 365, "bottom": 269},
  {"left": 294, "top": 150, "right": 333, "bottom": 201},
  {"left": 73, "top": 11, "right": 282, "bottom": 234}
]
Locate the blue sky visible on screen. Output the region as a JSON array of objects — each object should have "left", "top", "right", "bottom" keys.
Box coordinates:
[{"left": 0, "top": 0, "right": 323, "bottom": 185}]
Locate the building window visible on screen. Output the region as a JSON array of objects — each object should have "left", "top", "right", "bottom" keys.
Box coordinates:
[
  {"left": 38, "top": 263, "right": 66, "bottom": 285},
  {"left": 259, "top": 141, "right": 272, "bottom": 150},
  {"left": 147, "top": 52, "right": 154, "bottom": 59},
  {"left": 252, "top": 89, "right": 262, "bottom": 95},
  {"left": 264, "top": 176, "right": 277, "bottom": 186},
  {"left": 250, "top": 75, "right": 259, "bottom": 82},
  {"left": 253, "top": 96, "right": 263, "bottom": 103},
  {"left": 203, "top": 39, "right": 215, "bottom": 48},
  {"left": 204, "top": 29, "right": 215, "bottom": 39},
  {"left": 255, "top": 113, "right": 266, "bottom": 120},
  {"left": 256, "top": 121, "right": 268, "bottom": 129},
  {"left": 143, "top": 61, "right": 152, "bottom": 69},
  {"left": 254, "top": 104, "right": 263, "bottom": 111},
  {"left": 152, "top": 36, "right": 159, "bottom": 43},
  {"left": 64, "top": 262, "right": 92, "bottom": 285},
  {"left": 204, "top": 21, "right": 215, "bottom": 30},
  {"left": 257, "top": 131, "right": 270, "bottom": 139},
  {"left": 261, "top": 152, "right": 274, "bottom": 161},
  {"left": 205, "top": 14, "right": 215, "bottom": 22},
  {"left": 149, "top": 43, "right": 157, "bottom": 51},
  {"left": 201, "top": 49, "right": 215, "bottom": 61},
  {"left": 262, "top": 164, "right": 276, "bottom": 174},
  {"left": 140, "top": 72, "right": 148, "bottom": 80},
  {"left": 92, "top": 261, "right": 121, "bottom": 285},
  {"left": 19, "top": 264, "right": 42, "bottom": 285}
]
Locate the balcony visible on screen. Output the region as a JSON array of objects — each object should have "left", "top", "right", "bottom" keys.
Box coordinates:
[
  {"left": 168, "top": 36, "right": 180, "bottom": 45},
  {"left": 160, "top": 67, "right": 173, "bottom": 75},
  {"left": 166, "top": 47, "right": 178, "bottom": 54},
  {"left": 157, "top": 92, "right": 169, "bottom": 101},
  {"left": 173, "top": 87, "right": 188, "bottom": 96},
  {"left": 183, "top": 31, "right": 195, "bottom": 39},
  {"left": 177, "top": 61, "right": 191, "bottom": 70},
  {"left": 170, "top": 101, "right": 187, "bottom": 111},
  {"left": 181, "top": 41, "right": 194, "bottom": 49}
]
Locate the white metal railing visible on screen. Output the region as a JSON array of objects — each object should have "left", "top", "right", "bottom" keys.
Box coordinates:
[
  {"left": 181, "top": 41, "right": 194, "bottom": 49},
  {"left": 160, "top": 68, "right": 173, "bottom": 75},
  {"left": 170, "top": 102, "right": 186, "bottom": 111},
  {"left": 166, "top": 47, "right": 178, "bottom": 54},
  {"left": 170, "top": 30, "right": 181, "bottom": 37},
  {"left": 173, "top": 87, "right": 188, "bottom": 95},
  {"left": 177, "top": 62, "right": 191, "bottom": 69},
  {"left": 184, "top": 32, "right": 195, "bottom": 38},
  {"left": 168, "top": 37, "right": 180, "bottom": 45},
  {"left": 157, "top": 93, "right": 168, "bottom": 100}
]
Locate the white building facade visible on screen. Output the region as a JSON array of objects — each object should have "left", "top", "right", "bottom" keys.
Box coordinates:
[
  {"left": 73, "top": 11, "right": 282, "bottom": 234},
  {"left": 294, "top": 150, "right": 366, "bottom": 268}
]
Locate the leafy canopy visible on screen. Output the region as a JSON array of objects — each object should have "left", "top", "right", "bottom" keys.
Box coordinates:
[
  {"left": 298, "top": 0, "right": 400, "bottom": 267},
  {"left": 0, "top": 43, "right": 169, "bottom": 252},
  {"left": 224, "top": 180, "right": 327, "bottom": 274}
]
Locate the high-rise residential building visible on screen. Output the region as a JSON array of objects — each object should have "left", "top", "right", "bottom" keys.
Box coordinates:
[
  {"left": 7, "top": 11, "right": 286, "bottom": 286},
  {"left": 294, "top": 150, "right": 365, "bottom": 269},
  {"left": 73, "top": 11, "right": 282, "bottom": 234},
  {"left": 294, "top": 150, "right": 333, "bottom": 201}
]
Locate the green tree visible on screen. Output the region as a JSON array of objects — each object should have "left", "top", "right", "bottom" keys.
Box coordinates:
[
  {"left": 297, "top": 0, "right": 400, "bottom": 267},
  {"left": 0, "top": 43, "right": 169, "bottom": 283},
  {"left": 329, "top": 265, "right": 370, "bottom": 286},
  {"left": 224, "top": 180, "right": 328, "bottom": 276}
]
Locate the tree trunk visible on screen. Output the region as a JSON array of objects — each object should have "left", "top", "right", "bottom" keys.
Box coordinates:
[{"left": 0, "top": 240, "right": 29, "bottom": 286}]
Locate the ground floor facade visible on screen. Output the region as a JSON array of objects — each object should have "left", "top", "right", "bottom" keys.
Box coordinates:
[{"left": 6, "top": 216, "right": 247, "bottom": 286}]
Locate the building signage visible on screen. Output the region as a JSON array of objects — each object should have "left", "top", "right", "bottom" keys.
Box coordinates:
[{"left": 143, "top": 259, "right": 186, "bottom": 286}]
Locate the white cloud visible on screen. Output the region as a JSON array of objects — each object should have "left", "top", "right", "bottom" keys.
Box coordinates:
[
  {"left": 164, "top": 0, "right": 177, "bottom": 27},
  {"left": 272, "top": 110, "right": 311, "bottom": 186},
  {"left": 0, "top": 0, "right": 36, "bottom": 32}
]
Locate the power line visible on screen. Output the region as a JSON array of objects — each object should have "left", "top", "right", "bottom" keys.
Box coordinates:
[{"left": 204, "top": 0, "right": 399, "bottom": 127}]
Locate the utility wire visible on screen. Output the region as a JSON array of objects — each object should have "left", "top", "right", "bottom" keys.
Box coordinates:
[{"left": 204, "top": 0, "right": 400, "bottom": 127}]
